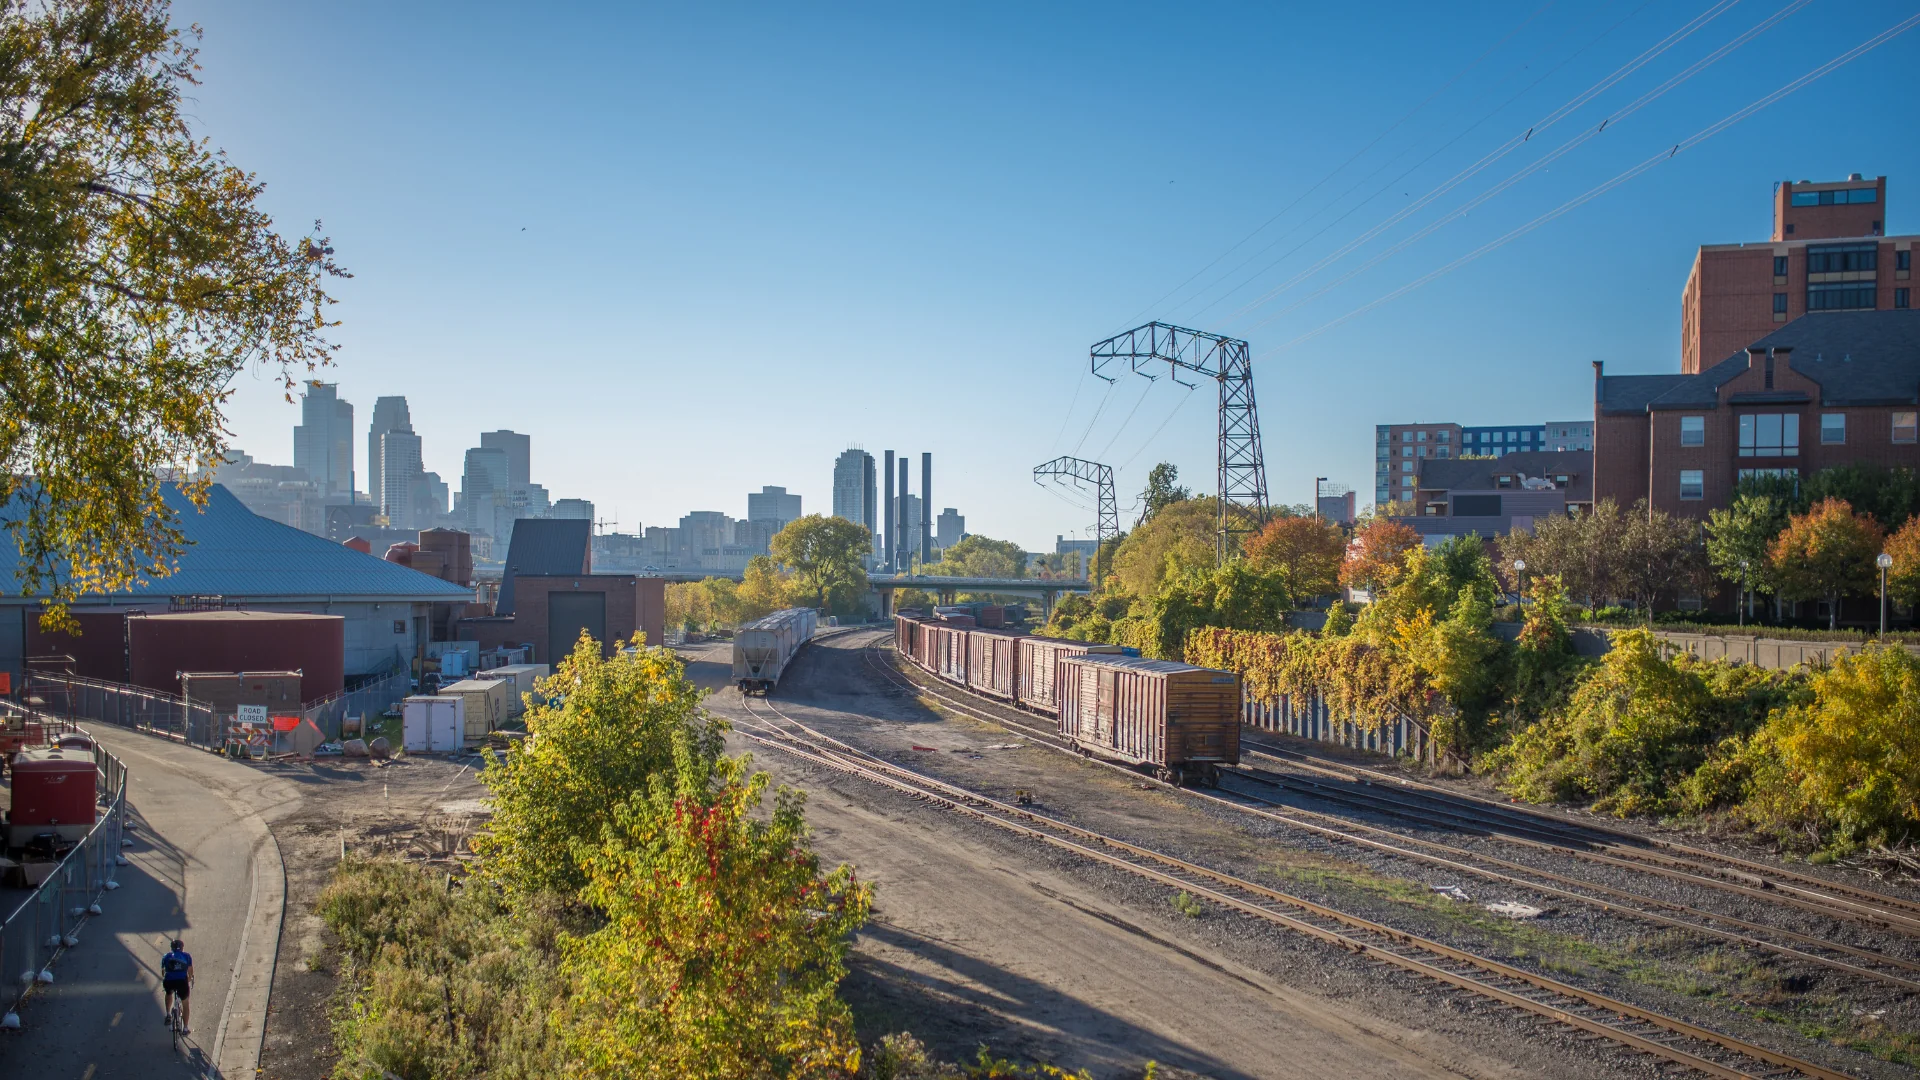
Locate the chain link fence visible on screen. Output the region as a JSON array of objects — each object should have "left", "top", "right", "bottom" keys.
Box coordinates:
[
  {"left": 25, "top": 673, "right": 220, "bottom": 748},
  {"left": 0, "top": 732, "right": 128, "bottom": 1025},
  {"left": 298, "top": 670, "right": 411, "bottom": 742}
]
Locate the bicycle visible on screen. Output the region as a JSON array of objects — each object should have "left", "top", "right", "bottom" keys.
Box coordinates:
[{"left": 166, "top": 988, "right": 183, "bottom": 1052}]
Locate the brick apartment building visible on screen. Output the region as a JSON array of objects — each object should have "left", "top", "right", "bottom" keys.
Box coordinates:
[
  {"left": 1595, "top": 309, "right": 1920, "bottom": 518},
  {"left": 1681, "top": 175, "right": 1913, "bottom": 373},
  {"left": 1401, "top": 451, "right": 1594, "bottom": 546}
]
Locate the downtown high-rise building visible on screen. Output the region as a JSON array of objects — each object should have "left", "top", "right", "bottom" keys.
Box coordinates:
[
  {"left": 935, "top": 507, "right": 964, "bottom": 551},
  {"left": 831, "top": 448, "right": 876, "bottom": 539},
  {"left": 367, "top": 396, "right": 412, "bottom": 511},
  {"left": 379, "top": 429, "right": 424, "bottom": 529},
  {"left": 747, "top": 485, "right": 802, "bottom": 530},
  {"left": 292, "top": 381, "right": 354, "bottom": 497},
  {"left": 481, "top": 430, "right": 531, "bottom": 490}
]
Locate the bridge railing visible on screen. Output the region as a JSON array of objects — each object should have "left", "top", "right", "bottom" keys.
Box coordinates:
[{"left": 0, "top": 726, "right": 129, "bottom": 1026}]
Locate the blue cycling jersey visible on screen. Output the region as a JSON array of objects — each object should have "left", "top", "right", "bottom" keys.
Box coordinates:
[{"left": 161, "top": 950, "right": 192, "bottom": 981}]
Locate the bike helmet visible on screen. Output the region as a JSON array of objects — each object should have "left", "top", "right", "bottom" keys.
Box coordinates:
[{"left": 170, "top": 939, "right": 183, "bottom": 951}]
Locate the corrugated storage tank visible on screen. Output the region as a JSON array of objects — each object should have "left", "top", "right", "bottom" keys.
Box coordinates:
[{"left": 129, "top": 611, "right": 345, "bottom": 703}]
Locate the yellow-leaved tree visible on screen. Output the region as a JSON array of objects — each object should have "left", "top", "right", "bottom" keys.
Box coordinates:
[{"left": 559, "top": 744, "right": 872, "bottom": 1080}]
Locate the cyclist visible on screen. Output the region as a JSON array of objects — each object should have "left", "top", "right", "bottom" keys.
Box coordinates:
[{"left": 160, "top": 938, "right": 193, "bottom": 1034}]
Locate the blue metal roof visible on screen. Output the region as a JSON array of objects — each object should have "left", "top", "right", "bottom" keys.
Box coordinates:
[{"left": 0, "top": 484, "right": 474, "bottom": 604}]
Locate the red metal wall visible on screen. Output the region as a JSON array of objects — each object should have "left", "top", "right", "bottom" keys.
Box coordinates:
[
  {"left": 24, "top": 610, "right": 132, "bottom": 683},
  {"left": 129, "top": 612, "right": 345, "bottom": 702}
]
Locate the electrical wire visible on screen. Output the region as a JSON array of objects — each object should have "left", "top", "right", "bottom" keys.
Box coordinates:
[
  {"left": 1266, "top": 10, "right": 1920, "bottom": 355},
  {"left": 1240, "top": 0, "right": 1811, "bottom": 333},
  {"left": 1048, "top": 371, "right": 1089, "bottom": 457},
  {"left": 1222, "top": 0, "right": 1754, "bottom": 325},
  {"left": 1109, "top": 0, "right": 1558, "bottom": 334},
  {"left": 1068, "top": 377, "right": 1120, "bottom": 457},
  {"left": 1115, "top": 383, "right": 1202, "bottom": 474},
  {"left": 1094, "top": 378, "right": 1158, "bottom": 463}
]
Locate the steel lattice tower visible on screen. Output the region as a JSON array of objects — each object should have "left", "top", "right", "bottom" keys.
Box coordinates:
[
  {"left": 1032, "top": 456, "right": 1118, "bottom": 551},
  {"left": 1090, "top": 322, "right": 1269, "bottom": 561}
]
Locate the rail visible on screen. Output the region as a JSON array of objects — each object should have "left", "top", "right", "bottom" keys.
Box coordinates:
[
  {"left": 0, "top": 724, "right": 129, "bottom": 1026},
  {"left": 26, "top": 672, "right": 221, "bottom": 748}
]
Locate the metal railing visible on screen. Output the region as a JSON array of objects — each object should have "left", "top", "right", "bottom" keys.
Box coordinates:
[
  {"left": 0, "top": 731, "right": 128, "bottom": 1024},
  {"left": 1242, "top": 688, "right": 1436, "bottom": 764},
  {"left": 26, "top": 673, "right": 220, "bottom": 748}
]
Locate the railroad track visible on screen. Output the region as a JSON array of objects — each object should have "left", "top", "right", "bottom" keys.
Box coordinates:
[
  {"left": 1235, "top": 740, "right": 1920, "bottom": 935},
  {"left": 731, "top": 678, "right": 1854, "bottom": 1080},
  {"left": 859, "top": 634, "right": 1920, "bottom": 994}
]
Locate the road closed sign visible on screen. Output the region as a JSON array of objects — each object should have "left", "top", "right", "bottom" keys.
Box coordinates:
[{"left": 238, "top": 704, "right": 268, "bottom": 724}]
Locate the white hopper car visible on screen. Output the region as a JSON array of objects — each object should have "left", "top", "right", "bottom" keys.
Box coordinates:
[{"left": 732, "top": 607, "right": 818, "bottom": 694}]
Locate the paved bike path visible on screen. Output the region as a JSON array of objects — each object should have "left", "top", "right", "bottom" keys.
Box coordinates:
[{"left": 0, "top": 729, "right": 298, "bottom": 1078}]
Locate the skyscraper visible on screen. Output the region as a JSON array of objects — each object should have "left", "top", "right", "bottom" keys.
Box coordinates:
[
  {"left": 746, "top": 486, "right": 802, "bottom": 530},
  {"left": 481, "top": 430, "right": 531, "bottom": 490},
  {"left": 831, "top": 449, "right": 875, "bottom": 534},
  {"left": 936, "top": 508, "right": 964, "bottom": 551},
  {"left": 293, "top": 381, "right": 354, "bottom": 497},
  {"left": 367, "top": 396, "right": 412, "bottom": 511},
  {"left": 379, "top": 430, "right": 423, "bottom": 529}
]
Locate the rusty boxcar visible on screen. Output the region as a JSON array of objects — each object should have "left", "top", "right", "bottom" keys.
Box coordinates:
[
  {"left": 963, "top": 629, "right": 1022, "bottom": 701},
  {"left": 1055, "top": 654, "right": 1240, "bottom": 785},
  {"left": 1014, "top": 636, "right": 1122, "bottom": 716}
]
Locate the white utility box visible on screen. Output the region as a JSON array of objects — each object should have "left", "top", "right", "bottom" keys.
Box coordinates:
[{"left": 402, "top": 695, "right": 465, "bottom": 753}]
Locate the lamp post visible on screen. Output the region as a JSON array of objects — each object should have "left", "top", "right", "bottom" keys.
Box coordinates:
[
  {"left": 1738, "top": 559, "right": 1749, "bottom": 629},
  {"left": 1878, "top": 552, "right": 1893, "bottom": 639},
  {"left": 1513, "top": 559, "right": 1526, "bottom": 606}
]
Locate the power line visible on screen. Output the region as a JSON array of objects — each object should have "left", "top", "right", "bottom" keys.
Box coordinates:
[
  {"left": 1094, "top": 378, "right": 1158, "bottom": 462},
  {"left": 1267, "top": 10, "right": 1920, "bottom": 355},
  {"left": 1241, "top": 0, "right": 1810, "bottom": 333},
  {"left": 1177, "top": 0, "right": 1659, "bottom": 326},
  {"left": 1110, "top": 0, "right": 1557, "bottom": 333},
  {"left": 1217, "top": 0, "right": 1748, "bottom": 325},
  {"left": 1115, "top": 382, "right": 1201, "bottom": 474}
]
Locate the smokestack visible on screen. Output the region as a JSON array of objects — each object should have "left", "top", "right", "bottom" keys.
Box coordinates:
[
  {"left": 897, "top": 456, "right": 909, "bottom": 572},
  {"left": 921, "top": 453, "right": 932, "bottom": 567},
  {"left": 883, "top": 450, "right": 895, "bottom": 574}
]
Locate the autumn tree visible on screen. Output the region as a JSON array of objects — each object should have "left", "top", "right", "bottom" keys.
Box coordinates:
[
  {"left": 475, "top": 635, "right": 718, "bottom": 896},
  {"left": 1244, "top": 513, "right": 1345, "bottom": 599},
  {"left": 925, "top": 534, "right": 1026, "bottom": 579},
  {"left": 562, "top": 747, "right": 871, "bottom": 1079},
  {"left": 1339, "top": 517, "right": 1419, "bottom": 594},
  {"left": 1616, "top": 506, "right": 1709, "bottom": 622},
  {"left": 1110, "top": 496, "right": 1218, "bottom": 597},
  {"left": 1883, "top": 515, "right": 1920, "bottom": 609},
  {"left": 1769, "top": 498, "right": 1884, "bottom": 629},
  {"left": 1, "top": 0, "right": 346, "bottom": 627},
  {"left": 1137, "top": 462, "right": 1189, "bottom": 523},
  {"left": 1706, "top": 492, "right": 1792, "bottom": 619},
  {"left": 769, "top": 514, "right": 871, "bottom": 615}
]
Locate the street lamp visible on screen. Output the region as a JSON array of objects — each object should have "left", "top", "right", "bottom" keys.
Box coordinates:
[
  {"left": 1738, "top": 558, "right": 1749, "bottom": 629},
  {"left": 1878, "top": 552, "right": 1893, "bottom": 638},
  {"left": 1513, "top": 559, "right": 1526, "bottom": 606}
]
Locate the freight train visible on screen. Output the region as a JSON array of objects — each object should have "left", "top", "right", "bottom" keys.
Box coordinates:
[
  {"left": 733, "top": 607, "right": 818, "bottom": 694},
  {"left": 892, "top": 611, "right": 1241, "bottom": 785}
]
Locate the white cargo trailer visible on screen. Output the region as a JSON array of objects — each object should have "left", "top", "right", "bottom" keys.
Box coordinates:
[
  {"left": 402, "top": 695, "right": 465, "bottom": 753},
  {"left": 732, "top": 607, "right": 818, "bottom": 694}
]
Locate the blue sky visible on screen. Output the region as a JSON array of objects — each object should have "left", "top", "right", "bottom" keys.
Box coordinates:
[{"left": 184, "top": 0, "right": 1919, "bottom": 552}]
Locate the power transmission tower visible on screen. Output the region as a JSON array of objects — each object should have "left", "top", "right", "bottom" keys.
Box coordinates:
[
  {"left": 1090, "top": 322, "right": 1269, "bottom": 562},
  {"left": 1032, "top": 456, "right": 1118, "bottom": 552}
]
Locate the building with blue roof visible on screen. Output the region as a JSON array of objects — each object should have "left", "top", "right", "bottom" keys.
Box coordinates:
[{"left": 0, "top": 484, "right": 475, "bottom": 685}]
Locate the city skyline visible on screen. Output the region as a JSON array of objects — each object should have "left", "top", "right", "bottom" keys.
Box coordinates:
[{"left": 189, "top": 1, "right": 1917, "bottom": 551}]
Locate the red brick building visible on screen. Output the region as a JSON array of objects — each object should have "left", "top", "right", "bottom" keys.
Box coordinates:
[
  {"left": 1595, "top": 310, "right": 1920, "bottom": 518},
  {"left": 1681, "top": 175, "right": 1913, "bottom": 374}
]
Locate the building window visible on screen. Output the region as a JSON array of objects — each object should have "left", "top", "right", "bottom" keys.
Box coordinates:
[
  {"left": 1417, "top": 447, "right": 1427, "bottom": 458},
  {"left": 1895, "top": 412, "right": 1918, "bottom": 444},
  {"left": 1554, "top": 474, "right": 1570, "bottom": 484},
  {"left": 1899, "top": 250, "right": 1912, "bottom": 271},
  {"left": 1679, "top": 470, "right": 1704, "bottom": 500},
  {"left": 1807, "top": 243, "right": 1878, "bottom": 274},
  {"left": 1899, "top": 288, "right": 1911, "bottom": 309},
  {"left": 1821, "top": 413, "right": 1846, "bottom": 444},
  {"left": 1679, "top": 415, "right": 1705, "bottom": 446},
  {"left": 1402, "top": 431, "right": 1413, "bottom": 442},
  {"left": 1808, "top": 281, "right": 1878, "bottom": 311},
  {"left": 1401, "top": 475, "right": 1414, "bottom": 487},
  {"left": 1773, "top": 255, "right": 1789, "bottom": 276},
  {"left": 1738, "top": 413, "right": 1799, "bottom": 457},
  {"left": 1437, "top": 431, "right": 1450, "bottom": 442},
  {"left": 1792, "top": 188, "right": 1877, "bottom": 207},
  {"left": 1773, "top": 293, "right": 1788, "bottom": 314},
  {"left": 1435, "top": 447, "right": 1449, "bottom": 458},
  {"left": 1496, "top": 475, "right": 1512, "bottom": 488},
  {"left": 1401, "top": 460, "right": 1413, "bottom": 473}
]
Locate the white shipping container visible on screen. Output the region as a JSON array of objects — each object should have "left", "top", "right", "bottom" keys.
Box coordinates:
[
  {"left": 477, "top": 664, "right": 550, "bottom": 717},
  {"left": 402, "top": 695, "right": 465, "bottom": 752}
]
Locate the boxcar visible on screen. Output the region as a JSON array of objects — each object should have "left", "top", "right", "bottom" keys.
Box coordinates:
[
  {"left": 733, "top": 607, "right": 818, "bottom": 694},
  {"left": 963, "top": 629, "right": 1021, "bottom": 701},
  {"left": 1014, "top": 636, "right": 1122, "bottom": 716},
  {"left": 1055, "top": 654, "right": 1241, "bottom": 785}
]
